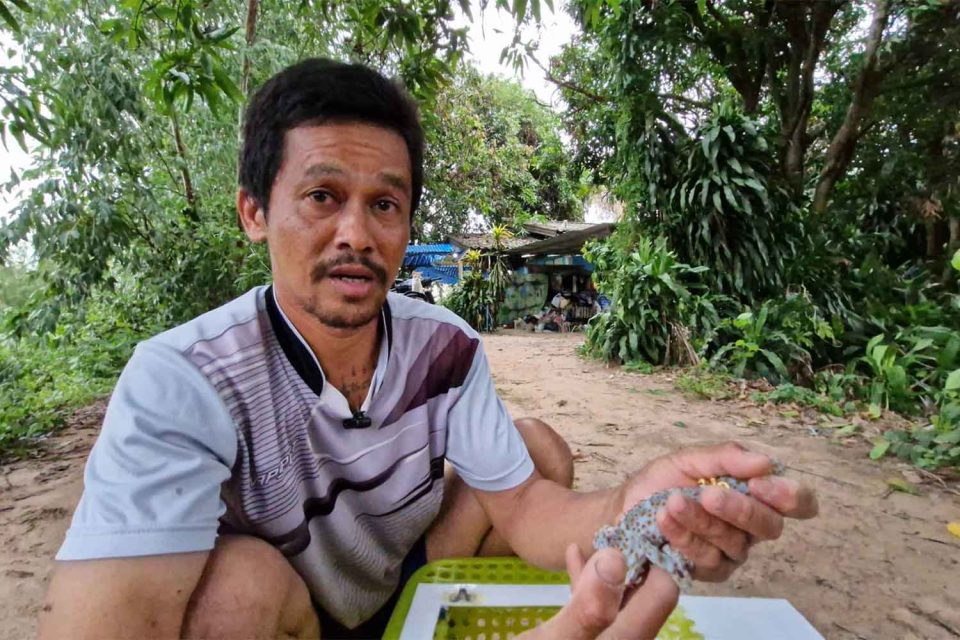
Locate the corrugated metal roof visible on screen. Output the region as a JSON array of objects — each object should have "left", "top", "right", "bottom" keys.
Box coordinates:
[
  {"left": 404, "top": 243, "right": 454, "bottom": 268},
  {"left": 405, "top": 243, "right": 454, "bottom": 255},
  {"left": 505, "top": 223, "right": 616, "bottom": 256},
  {"left": 448, "top": 234, "right": 536, "bottom": 251},
  {"left": 414, "top": 265, "right": 466, "bottom": 285},
  {"left": 523, "top": 221, "right": 597, "bottom": 238}
]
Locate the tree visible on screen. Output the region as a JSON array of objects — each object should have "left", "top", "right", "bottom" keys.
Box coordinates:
[
  {"left": 0, "top": 0, "right": 480, "bottom": 331},
  {"left": 553, "top": 0, "right": 957, "bottom": 217},
  {"left": 421, "top": 65, "right": 583, "bottom": 239}
]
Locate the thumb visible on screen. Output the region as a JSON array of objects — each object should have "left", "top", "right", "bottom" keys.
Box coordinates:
[{"left": 522, "top": 548, "right": 627, "bottom": 640}]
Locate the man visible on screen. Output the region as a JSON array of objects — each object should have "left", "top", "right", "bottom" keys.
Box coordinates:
[{"left": 40, "top": 59, "right": 817, "bottom": 639}]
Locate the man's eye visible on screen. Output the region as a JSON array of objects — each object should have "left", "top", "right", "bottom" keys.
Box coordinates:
[
  {"left": 375, "top": 200, "right": 396, "bottom": 212},
  {"left": 309, "top": 190, "right": 332, "bottom": 203}
]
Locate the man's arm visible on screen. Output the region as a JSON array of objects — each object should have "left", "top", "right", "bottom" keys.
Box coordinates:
[
  {"left": 45, "top": 342, "right": 237, "bottom": 637},
  {"left": 39, "top": 553, "right": 209, "bottom": 639},
  {"left": 475, "top": 443, "right": 818, "bottom": 576},
  {"left": 475, "top": 469, "right": 621, "bottom": 569}
]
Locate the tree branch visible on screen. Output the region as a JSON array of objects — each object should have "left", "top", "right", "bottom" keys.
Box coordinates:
[
  {"left": 529, "top": 53, "right": 610, "bottom": 104},
  {"left": 169, "top": 107, "right": 199, "bottom": 222},
  {"left": 656, "top": 93, "right": 710, "bottom": 110},
  {"left": 813, "top": 0, "right": 890, "bottom": 214},
  {"left": 240, "top": 0, "right": 260, "bottom": 97}
]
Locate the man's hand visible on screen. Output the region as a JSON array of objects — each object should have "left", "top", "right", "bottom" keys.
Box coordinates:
[
  {"left": 521, "top": 545, "right": 678, "bottom": 639},
  {"left": 621, "top": 442, "right": 819, "bottom": 582}
]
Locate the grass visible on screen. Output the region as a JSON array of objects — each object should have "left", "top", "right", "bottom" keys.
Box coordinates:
[
  {"left": 750, "top": 383, "right": 849, "bottom": 417},
  {"left": 675, "top": 368, "right": 736, "bottom": 401}
]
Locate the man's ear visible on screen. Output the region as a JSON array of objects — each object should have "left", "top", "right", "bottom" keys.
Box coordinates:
[{"left": 237, "top": 189, "right": 267, "bottom": 242}]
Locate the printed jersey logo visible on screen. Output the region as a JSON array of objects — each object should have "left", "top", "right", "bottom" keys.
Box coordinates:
[{"left": 254, "top": 453, "right": 293, "bottom": 487}]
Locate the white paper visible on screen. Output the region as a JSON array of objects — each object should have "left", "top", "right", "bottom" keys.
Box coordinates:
[{"left": 398, "top": 584, "right": 824, "bottom": 640}]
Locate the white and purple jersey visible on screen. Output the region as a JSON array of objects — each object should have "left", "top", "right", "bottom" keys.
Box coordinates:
[{"left": 57, "top": 286, "right": 533, "bottom": 627}]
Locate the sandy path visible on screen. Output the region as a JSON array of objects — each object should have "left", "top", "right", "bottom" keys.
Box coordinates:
[{"left": 2, "top": 331, "right": 959, "bottom": 639}]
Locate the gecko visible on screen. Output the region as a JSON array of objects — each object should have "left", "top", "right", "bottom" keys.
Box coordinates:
[{"left": 593, "top": 461, "right": 785, "bottom": 592}]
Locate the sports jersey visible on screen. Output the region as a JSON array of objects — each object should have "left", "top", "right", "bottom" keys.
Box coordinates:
[{"left": 57, "top": 285, "right": 534, "bottom": 627}]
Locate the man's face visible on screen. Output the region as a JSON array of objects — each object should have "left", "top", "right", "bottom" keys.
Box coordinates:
[{"left": 241, "top": 122, "right": 412, "bottom": 329}]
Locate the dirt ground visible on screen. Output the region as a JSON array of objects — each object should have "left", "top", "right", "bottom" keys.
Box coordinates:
[{"left": 2, "top": 331, "right": 959, "bottom": 639}]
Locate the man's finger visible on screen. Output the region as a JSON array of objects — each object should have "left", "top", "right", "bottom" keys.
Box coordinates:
[
  {"left": 531, "top": 548, "right": 626, "bottom": 640},
  {"left": 566, "top": 543, "right": 586, "bottom": 585},
  {"left": 699, "top": 486, "right": 784, "bottom": 542},
  {"left": 599, "top": 567, "right": 679, "bottom": 640},
  {"left": 669, "top": 442, "right": 777, "bottom": 481},
  {"left": 656, "top": 511, "right": 737, "bottom": 582},
  {"left": 748, "top": 476, "right": 819, "bottom": 519},
  {"left": 664, "top": 493, "right": 750, "bottom": 562}
]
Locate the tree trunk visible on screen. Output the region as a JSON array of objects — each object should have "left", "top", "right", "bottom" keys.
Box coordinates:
[
  {"left": 170, "top": 108, "right": 199, "bottom": 222},
  {"left": 240, "top": 0, "right": 260, "bottom": 98},
  {"left": 775, "top": 1, "right": 843, "bottom": 193},
  {"left": 813, "top": 0, "right": 890, "bottom": 214}
]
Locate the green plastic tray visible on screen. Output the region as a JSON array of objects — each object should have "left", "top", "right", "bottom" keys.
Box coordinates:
[{"left": 382, "top": 557, "right": 703, "bottom": 639}]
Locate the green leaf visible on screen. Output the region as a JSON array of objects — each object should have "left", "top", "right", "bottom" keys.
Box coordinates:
[
  {"left": 723, "top": 185, "right": 738, "bottom": 209},
  {"left": 212, "top": 65, "right": 244, "bottom": 104},
  {"left": 952, "top": 249, "right": 960, "bottom": 272},
  {"left": 869, "top": 439, "right": 891, "bottom": 460},
  {"left": 886, "top": 478, "right": 920, "bottom": 495},
  {"left": 946, "top": 369, "right": 960, "bottom": 391},
  {"left": 513, "top": 0, "right": 528, "bottom": 20},
  {"left": 0, "top": 2, "right": 21, "bottom": 33}
]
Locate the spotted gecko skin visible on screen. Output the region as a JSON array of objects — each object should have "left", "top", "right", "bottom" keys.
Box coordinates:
[{"left": 593, "top": 462, "right": 785, "bottom": 592}]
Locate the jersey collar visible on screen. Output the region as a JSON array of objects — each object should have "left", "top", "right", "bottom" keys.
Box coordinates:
[{"left": 264, "top": 285, "right": 392, "bottom": 400}]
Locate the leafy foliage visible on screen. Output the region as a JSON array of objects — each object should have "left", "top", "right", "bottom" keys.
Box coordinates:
[
  {"left": 442, "top": 269, "right": 494, "bottom": 332},
  {"left": 0, "top": 0, "right": 568, "bottom": 456},
  {"left": 634, "top": 107, "right": 805, "bottom": 300},
  {"left": 709, "top": 294, "right": 835, "bottom": 384},
  {"left": 421, "top": 67, "right": 583, "bottom": 238},
  {"left": 583, "top": 231, "right": 720, "bottom": 365}
]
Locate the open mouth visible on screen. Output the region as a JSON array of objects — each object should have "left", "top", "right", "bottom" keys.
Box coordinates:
[{"left": 328, "top": 266, "right": 378, "bottom": 286}]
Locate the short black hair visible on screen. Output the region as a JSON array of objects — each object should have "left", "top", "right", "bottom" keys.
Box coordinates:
[{"left": 239, "top": 58, "right": 424, "bottom": 216}]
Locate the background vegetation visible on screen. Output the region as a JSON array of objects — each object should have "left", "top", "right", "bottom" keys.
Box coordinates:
[
  {"left": 1, "top": 0, "right": 958, "bottom": 472},
  {"left": 570, "top": 0, "right": 960, "bottom": 470}
]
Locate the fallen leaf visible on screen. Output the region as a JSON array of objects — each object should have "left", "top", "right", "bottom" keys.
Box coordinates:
[
  {"left": 886, "top": 478, "right": 920, "bottom": 495},
  {"left": 869, "top": 439, "right": 891, "bottom": 460},
  {"left": 834, "top": 423, "right": 859, "bottom": 437},
  {"left": 673, "top": 421, "right": 687, "bottom": 428},
  {"left": 948, "top": 522, "right": 960, "bottom": 539}
]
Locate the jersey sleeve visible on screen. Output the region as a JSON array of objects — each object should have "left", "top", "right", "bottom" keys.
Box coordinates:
[
  {"left": 444, "top": 339, "right": 535, "bottom": 492},
  {"left": 56, "top": 341, "right": 237, "bottom": 560}
]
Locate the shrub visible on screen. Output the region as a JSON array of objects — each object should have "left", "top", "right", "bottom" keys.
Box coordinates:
[
  {"left": 708, "top": 294, "right": 835, "bottom": 384},
  {"left": 442, "top": 269, "right": 494, "bottom": 332},
  {"left": 583, "top": 232, "right": 720, "bottom": 365}
]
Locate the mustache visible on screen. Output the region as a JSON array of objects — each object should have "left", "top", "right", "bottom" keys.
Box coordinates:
[{"left": 311, "top": 253, "right": 389, "bottom": 286}]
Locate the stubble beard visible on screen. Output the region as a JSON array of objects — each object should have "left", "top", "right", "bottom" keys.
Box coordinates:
[
  {"left": 303, "top": 290, "right": 385, "bottom": 329},
  {"left": 305, "top": 252, "right": 393, "bottom": 329}
]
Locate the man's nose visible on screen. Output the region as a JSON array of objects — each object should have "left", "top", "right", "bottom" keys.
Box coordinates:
[{"left": 334, "top": 199, "right": 374, "bottom": 253}]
